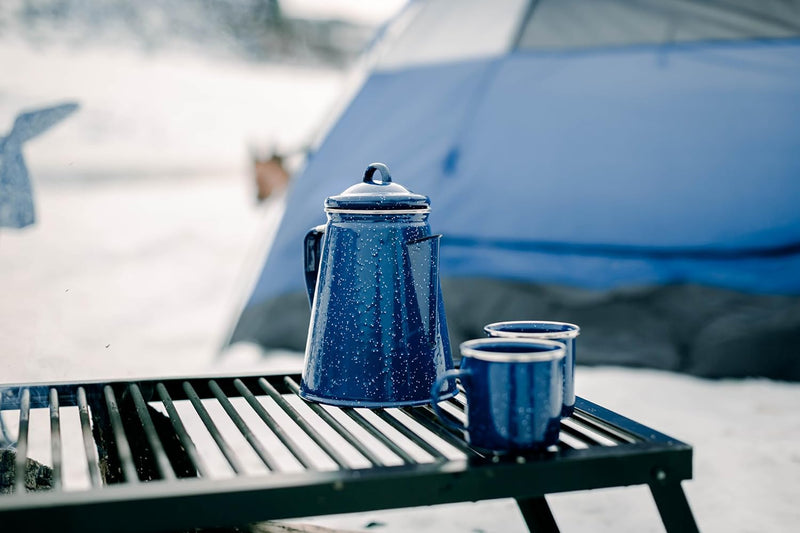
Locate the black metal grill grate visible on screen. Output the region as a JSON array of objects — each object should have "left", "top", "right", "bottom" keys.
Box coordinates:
[
  {"left": 0, "top": 372, "right": 693, "bottom": 532},
  {"left": 1, "top": 373, "right": 647, "bottom": 492}
]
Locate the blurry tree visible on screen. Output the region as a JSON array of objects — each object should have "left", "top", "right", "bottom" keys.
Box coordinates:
[{"left": 4, "top": 0, "right": 374, "bottom": 66}]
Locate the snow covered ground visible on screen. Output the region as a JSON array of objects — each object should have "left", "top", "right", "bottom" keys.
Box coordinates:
[
  {"left": 1, "top": 25, "right": 799, "bottom": 533},
  {"left": 0, "top": 33, "right": 341, "bottom": 381}
]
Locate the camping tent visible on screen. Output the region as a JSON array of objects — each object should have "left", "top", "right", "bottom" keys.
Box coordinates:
[{"left": 230, "top": 0, "right": 800, "bottom": 380}]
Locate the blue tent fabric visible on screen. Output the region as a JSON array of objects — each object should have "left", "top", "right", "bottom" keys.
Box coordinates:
[
  {"left": 246, "top": 38, "right": 800, "bottom": 308},
  {"left": 246, "top": 58, "right": 497, "bottom": 306},
  {"left": 437, "top": 40, "right": 800, "bottom": 293},
  {"left": 230, "top": 2, "right": 800, "bottom": 380},
  {"left": 449, "top": 42, "right": 800, "bottom": 251}
]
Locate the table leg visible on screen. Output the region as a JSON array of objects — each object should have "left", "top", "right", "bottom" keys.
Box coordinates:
[
  {"left": 649, "top": 482, "right": 700, "bottom": 533},
  {"left": 516, "top": 496, "right": 560, "bottom": 533}
]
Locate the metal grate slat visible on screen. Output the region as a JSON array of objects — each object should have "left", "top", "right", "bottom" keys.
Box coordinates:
[
  {"left": 451, "top": 393, "right": 467, "bottom": 408},
  {"left": 155, "top": 383, "right": 208, "bottom": 478},
  {"left": 208, "top": 380, "right": 278, "bottom": 471},
  {"left": 183, "top": 381, "right": 244, "bottom": 474},
  {"left": 128, "top": 384, "right": 176, "bottom": 480},
  {"left": 49, "top": 388, "right": 62, "bottom": 490},
  {"left": 76, "top": 388, "right": 102, "bottom": 487},
  {"left": 402, "top": 405, "right": 479, "bottom": 457},
  {"left": 374, "top": 409, "right": 448, "bottom": 461},
  {"left": 557, "top": 430, "right": 589, "bottom": 450},
  {"left": 103, "top": 386, "right": 139, "bottom": 483},
  {"left": 571, "top": 410, "right": 640, "bottom": 444},
  {"left": 257, "top": 378, "right": 350, "bottom": 469},
  {"left": 560, "top": 418, "right": 616, "bottom": 447},
  {"left": 14, "top": 389, "right": 30, "bottom": 494},
  {"left": 233, "top": 379, "right": 315, "bottom": 469},
  {"left": 283, "top": 377, "right": 385, "bottom": 467},
  {"left": 341, "top": 408, "right": 418, "bottom": 464}
]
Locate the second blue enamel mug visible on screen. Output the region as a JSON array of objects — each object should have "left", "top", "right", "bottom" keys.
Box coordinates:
[{"left": 484, "top": 321, "right": 580, "bottom": 416}]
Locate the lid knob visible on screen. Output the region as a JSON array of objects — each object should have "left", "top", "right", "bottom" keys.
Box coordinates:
[
  {"left": 364, "top": 162, "right": 392, "bottom": 184},
  {"left": 324, "top": 161, "right": 429, "bottom": 211}
]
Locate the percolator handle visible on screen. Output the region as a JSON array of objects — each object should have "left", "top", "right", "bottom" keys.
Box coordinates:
[{"left": 304, "top": 225, "right": 326, "bottom": 307}]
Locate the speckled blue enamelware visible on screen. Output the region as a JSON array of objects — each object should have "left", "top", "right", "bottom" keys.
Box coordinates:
[
  {"left": 431, "top": 338, "right": 565, "bottom": 453},
  {"left": 484, "top": 321, "right": 579, "bottom": 417},
  {"left": 300, "top": 163, "right": 456, "bottom": 407}
]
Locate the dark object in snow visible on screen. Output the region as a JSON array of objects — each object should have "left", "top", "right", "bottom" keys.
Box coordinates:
[
  {"left": 0, "top": 448, "right": 54, "bottom": 494},
  {"left": 251, "top": 150, "right": 290, "bottom": 202},
  {"left": 91, "top": 395, "right": 197, "bottom": 483}
]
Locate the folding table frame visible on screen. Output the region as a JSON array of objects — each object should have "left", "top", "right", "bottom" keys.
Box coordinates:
[{"left": 0, "top": 372, "right": 699, "bottom": 532}]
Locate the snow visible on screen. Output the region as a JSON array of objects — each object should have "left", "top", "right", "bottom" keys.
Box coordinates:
[
  {"left": 1, "top": 28, "right": 799, "bottom": 533},
  {"left": 0, "top": 33, "right": 337, "bottom": 380},
  {"left": 0, "top": 39, "right": 343, "bottom": 181},
  {"left": 280, "top": 0, "right": 408, "bottom": 24}
]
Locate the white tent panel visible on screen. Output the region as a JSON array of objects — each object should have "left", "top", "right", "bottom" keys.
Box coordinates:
[{"left": 374, "top": 0, "right": 529, "bottom": 72}]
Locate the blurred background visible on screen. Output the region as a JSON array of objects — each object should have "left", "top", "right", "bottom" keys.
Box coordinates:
[
  {"left": 0, "top": 0, "right": 405, "bottom": 382},
  {"left": 4, "top": 0, "right": 799, "bottom": 383}
]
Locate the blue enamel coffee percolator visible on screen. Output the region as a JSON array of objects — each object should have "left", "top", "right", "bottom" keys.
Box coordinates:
[{"left": 300, "top": 162, "right": 456, "bottom": 407}]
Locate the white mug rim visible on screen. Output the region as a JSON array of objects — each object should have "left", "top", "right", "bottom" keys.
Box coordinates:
[
  {"left": 459, "top": 338, "right": 566, "bottom": 363},
  {"left": 484, "top": 320, "right": 580, "bottom": 340}
]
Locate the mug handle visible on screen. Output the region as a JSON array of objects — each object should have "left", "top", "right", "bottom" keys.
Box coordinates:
[{"left": 430, "top": 369, "right": 469, "bottom": 432}]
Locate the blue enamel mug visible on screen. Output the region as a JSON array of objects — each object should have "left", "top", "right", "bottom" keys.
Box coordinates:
[
  {"left": 484, "top": 321, "right": 579, "bottom": 417},
  {"left": 430, "top": 338, "right": 565, "bottom": 453}
]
